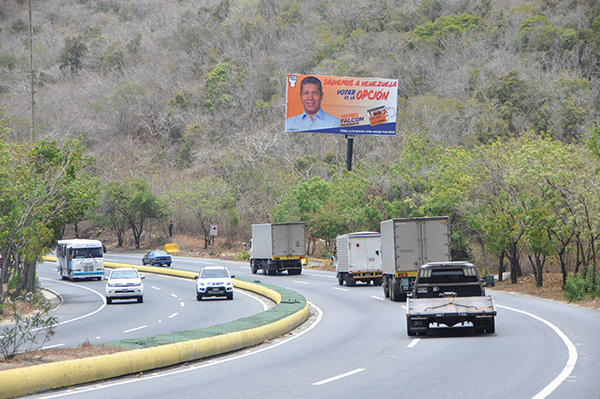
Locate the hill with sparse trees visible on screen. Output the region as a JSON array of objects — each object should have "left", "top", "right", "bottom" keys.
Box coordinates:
[{"left": 1, "top": 0, "right": 600, "bottom": 300}]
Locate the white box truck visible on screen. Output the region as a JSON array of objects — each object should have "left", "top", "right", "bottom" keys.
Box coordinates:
[
  {"left": 381, "top": 217, "right": 450, "bottom": 301},
  {"left": 249, "top": 222, "right": 306, "bottom": 275},
  {"left": 335, "top": 232, "right": 383, "bottom": 286}
]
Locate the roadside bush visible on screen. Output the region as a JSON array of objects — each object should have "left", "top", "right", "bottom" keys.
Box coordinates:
[
  {"left": 0, "top": 292, "right": 58, "bottom": 359},
  {"left": 562, "top": 275, "right": 593, "bottom": 302},
  {"left": 236, "top": 251, "right": 249, "bottom": 260}
]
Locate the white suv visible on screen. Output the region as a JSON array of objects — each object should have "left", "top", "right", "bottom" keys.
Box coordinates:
[
  {"left": 195, "top": 266, "right": 234, "bottom": 300},
  {"left": 105, "top": 268, "right": 145, "bottom": 304}
]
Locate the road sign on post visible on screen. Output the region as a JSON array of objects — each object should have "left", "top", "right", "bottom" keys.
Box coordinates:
[{"left": 210, "top": 225, "right": 217, "bottom": 256}]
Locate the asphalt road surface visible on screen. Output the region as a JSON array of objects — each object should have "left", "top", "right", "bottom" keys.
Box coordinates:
[
  {"left": 36, "top": 259, "right": 269, "bottom": 348},
  {"left": 31, "top": 254, "right": 600, "bottom": 399}
]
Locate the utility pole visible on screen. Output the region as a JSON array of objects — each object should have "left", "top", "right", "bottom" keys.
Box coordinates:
[{"left": 28, "top": 0, "right": 35, "bottom": 142}]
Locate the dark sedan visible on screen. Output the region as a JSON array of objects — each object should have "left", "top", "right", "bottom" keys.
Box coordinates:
[{"left": 142, "top": 250, "right": 172, "bottom": 267}]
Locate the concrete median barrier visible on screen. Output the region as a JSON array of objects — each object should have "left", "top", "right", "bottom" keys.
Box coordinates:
[{"left": 0, "top": 259, "right": 309, "bottom": 398}]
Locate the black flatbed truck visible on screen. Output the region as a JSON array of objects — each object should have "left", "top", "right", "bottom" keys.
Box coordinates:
[{"left": 406, "top": 262, "right": 496, "bottom": 336}]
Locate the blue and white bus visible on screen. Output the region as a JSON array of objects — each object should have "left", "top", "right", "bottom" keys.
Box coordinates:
[{"left": 56, "top": 239, "right": 105, "bottom": 280}]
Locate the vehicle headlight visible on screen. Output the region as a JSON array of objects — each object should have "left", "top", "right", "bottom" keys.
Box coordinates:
[
  {"left": 226, "top": 282, "right": 233, "bottom": 287},
  {"left": 198, "top": 282, "right": 205, "bottom": 287},
  {"left": 107, "top": 282, "right": 116, "bottom": 287}
]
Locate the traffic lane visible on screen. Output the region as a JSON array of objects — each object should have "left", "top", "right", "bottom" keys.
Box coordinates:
[
  {"left": 489, "top": 290, "right": 600, "bottom": 399},
  {"left": 37, "top": 263, "right": 268, "bottom": 348},
  {"left": 104, "top": 253, "right": 223, "bottom": 272},
  {"left": 32, "top": 259, "right": 588, "bottom": 398},
  {"left": 145, "top": 262, "right": 591, "bottom": 399},
  {"left": 37, "top": 262, "right": 105, "bottom": 322},
  {"left": 114, "top": 273, "right": 578, "bottom": 399},
  {"left": 215, "top": 275, "right": 567, "bottom": 399}
]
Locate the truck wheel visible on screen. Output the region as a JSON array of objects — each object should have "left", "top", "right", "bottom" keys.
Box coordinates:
[
  {"left": 337, "top": 274, "right": 344, "bottom": 286},
  {"left": 250, "top": 260, "right": 258, "bottom": 274},
  {"left": 265, "top": 262, "right": 276, "bottom": 275},
  {"left": 383, "top": 277, "right": 390, "bottom": 297},
  {"left": 390, "top": 282, "right": 398, "bottom": 302},
  {"left": 345, "top": 274, "right": 356, "bottom": 287}
]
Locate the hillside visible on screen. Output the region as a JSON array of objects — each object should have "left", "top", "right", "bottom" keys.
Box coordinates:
[{"left": 1, "top": 0, "right": 600, "bottom": 279}]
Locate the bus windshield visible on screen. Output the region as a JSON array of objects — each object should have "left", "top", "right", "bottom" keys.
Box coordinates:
[{"left": 72, "top": 247, "right": 103, "bottom": 258}]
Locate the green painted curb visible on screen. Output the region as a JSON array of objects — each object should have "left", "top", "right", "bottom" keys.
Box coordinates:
[{"left": 0, "top": 259, "right": 309, "bottom": 399}]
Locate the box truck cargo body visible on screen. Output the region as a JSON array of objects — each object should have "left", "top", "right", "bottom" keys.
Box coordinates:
[
  {"left": 249, "top": 223, "right": 306, "bottom": 275},
  {"left": 381, "top": 217, "right": 450, "bottom": 301},
  {"left": 336, "top": 232, "right": 383, "bottom": 286}
]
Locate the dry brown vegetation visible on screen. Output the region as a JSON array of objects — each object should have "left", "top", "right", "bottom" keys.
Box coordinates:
[
  {"left": 491, "top": 273, "right": 600, "bottom": 310},
  {"left": 0, "top": 341, "right": 127, "bottom": 372}
]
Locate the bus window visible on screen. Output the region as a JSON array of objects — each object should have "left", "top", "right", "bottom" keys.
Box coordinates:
[{"left": 73, "top": 248, "right": 103, "bottom": 258}]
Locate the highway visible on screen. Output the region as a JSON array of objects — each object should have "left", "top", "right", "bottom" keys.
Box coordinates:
[
  {"left": 36, "top": 257, "right": 270, "bottom": 348},
  {"left": 30, "top": 253, "right": 600, "bottom": 399}
]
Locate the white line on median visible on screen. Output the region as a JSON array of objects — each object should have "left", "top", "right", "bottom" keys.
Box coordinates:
[
  {"left": 370, "top": 295, "right": 385, "bottom": 301},
  {"left": 294, "top": 281, "right": 308, "bottom": 284},
  {"left": 333, "top": 287, "right": 348, "bottom": 292},
  {"left": 168, "top": 313, "right": 178, "bottom": 319},
  {"left": 407, "top": 339, "right": 420, "bottom": 348},
  {"left": 312, "top": 368, "right": 366, "bottom": 386}
]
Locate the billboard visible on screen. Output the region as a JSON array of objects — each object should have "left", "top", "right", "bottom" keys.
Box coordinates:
[{"left": 285, "top": 74, "right": 398, "bottom": 136}]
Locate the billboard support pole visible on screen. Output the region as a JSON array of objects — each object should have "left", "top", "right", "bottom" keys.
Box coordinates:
[{"left": 346, "top": 135, "right": 354, "bottom": 171}]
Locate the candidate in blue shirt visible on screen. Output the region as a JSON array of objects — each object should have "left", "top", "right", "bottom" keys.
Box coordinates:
[{"left": 286, "top": 76, "right": 340, "bottom": 132}]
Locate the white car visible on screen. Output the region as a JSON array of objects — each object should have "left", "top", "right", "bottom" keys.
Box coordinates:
[
  {"left": 195, "top": 266, "right": 234, "bottom": 300},
  {"left": 105, "top": 268, "right": 145, "bottom": 304}
]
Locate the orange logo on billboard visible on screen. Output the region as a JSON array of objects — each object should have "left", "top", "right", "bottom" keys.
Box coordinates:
[{"left": 367, "top": 106, "right": 387, "bottom": 126}]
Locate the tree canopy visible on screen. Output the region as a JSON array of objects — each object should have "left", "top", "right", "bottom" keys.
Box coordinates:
[{"left": 1, "top": 0, "right": 600, "bottom": 298}]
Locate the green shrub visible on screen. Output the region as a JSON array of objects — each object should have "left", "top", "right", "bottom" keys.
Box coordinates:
[
  {"left": 563, "top": 275, "right": 588, "bottom": 302},
  {"left": 592, "top": 283, "right": 600, "bottom": 299},
  {"left": 0, "top": 293, "right": 58, "bottom": 359},
  {"left": 236, "top": 251, "right": 249, "bottom": 260}
]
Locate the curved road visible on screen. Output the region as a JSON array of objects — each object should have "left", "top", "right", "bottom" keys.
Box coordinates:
[
  {"left": 36, "top": 259, "right": 269, "bottom": 348},
  {"left": 32, "top": 254, "right": 600, "bottom": 399}
]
